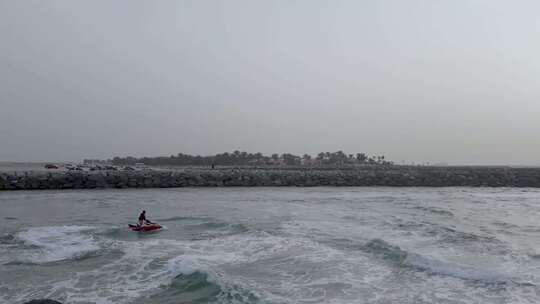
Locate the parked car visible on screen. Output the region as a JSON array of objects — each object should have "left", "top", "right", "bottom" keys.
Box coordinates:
[{"left": 44, "top": 164, "right": 59, "bottom": 169}]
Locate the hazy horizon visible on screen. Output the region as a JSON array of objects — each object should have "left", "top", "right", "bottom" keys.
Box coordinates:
[{"left": 1, "top": 1, "right": 539, "bottom": 165}]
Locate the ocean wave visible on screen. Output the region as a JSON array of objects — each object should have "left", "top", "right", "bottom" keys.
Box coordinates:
[
  {"left": 362, "top": 239, "right": 408, "bottom": 263},
  {"left": 0, "top": 233, "right": 16, "bottom": 245},
  {"left": 404, "top": 254, "right": 507, "bottom": 284},
  {"left": 187, "top": 221, "right": 249, "bottom": 236},
  {"left": 144, "top": 270, "right": 259, "bottom": 304},
  {"left": 154, "top": 216, "right": 250, "bottom": 235},
  {"left": 420, "top": 224, "right": 505, "bottom": 250},
  {"left": 410, "top": 206, "right": 454, "bottom": 216},
  {"left": 492, "top": 221, "right": 519, "bottom": 230},
  {"left": 36, "top": 230, "right": 340, "bottom": 304},
  {"left": 156, "top": 216, "right": 210, "bottom": 222},
  {"left": 42, "top": 234, "right": 274, "bottom": 304},
  {"left": 13, "top": 225, "right": 104, "bottom": 264},
  {"left": 144, "top": 271, "right": 223, "bottom": 303},
  {"left": 520, "top": 226, "right": 540, "bottom": 233},
  {"left": 162, "top": 218, "right": 252, "bottom": 241},
  {"left": 393, "top": 219, "right": 426, "bottom": 231},
  {"left": 362, "top": 239, "right": 513, "bottom": 285}
]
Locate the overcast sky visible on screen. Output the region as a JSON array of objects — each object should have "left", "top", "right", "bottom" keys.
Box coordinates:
[{"left": 1, "top": 1, "right": 539, "bottom": 165}]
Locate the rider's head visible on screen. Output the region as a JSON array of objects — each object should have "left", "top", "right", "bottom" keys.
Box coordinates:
[{"left": 142, "top": 210, "right": 146, "bottom": 214}]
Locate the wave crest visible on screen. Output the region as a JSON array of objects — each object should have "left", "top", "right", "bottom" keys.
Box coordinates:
[
  {"left": 363, "top": 238, "right": 511, "bottom": 284},
  {"left": 14, "top": 225, "right": 103, "bottom": 264}
]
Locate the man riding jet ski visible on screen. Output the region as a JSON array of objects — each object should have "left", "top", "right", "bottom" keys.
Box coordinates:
[{"left": 129, "top": 210, "right": 162, "bottom": 232}]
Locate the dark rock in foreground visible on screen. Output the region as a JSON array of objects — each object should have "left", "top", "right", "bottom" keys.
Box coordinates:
[
  {"left": 1, "top": 166, "right": 540, "bottom": 190},
  {"left": 24, "top": 300, "right": 62, "bottom": 304}
]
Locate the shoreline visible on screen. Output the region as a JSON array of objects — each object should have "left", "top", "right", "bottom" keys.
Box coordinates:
[{"left": 1, "top": 166, "right": 540, "bottom": 190}]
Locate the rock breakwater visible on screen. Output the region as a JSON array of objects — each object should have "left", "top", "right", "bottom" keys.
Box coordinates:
[{"left": 1, "top": 166, "right": 540, "bottom": 190}]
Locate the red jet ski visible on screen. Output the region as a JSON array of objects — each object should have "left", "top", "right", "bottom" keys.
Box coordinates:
[{"left": 129, "top": 223, "right": 162, "bottom": 232}]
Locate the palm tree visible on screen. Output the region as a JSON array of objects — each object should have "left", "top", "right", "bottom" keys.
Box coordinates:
[{"left": 356, "top": 153, "right": 367, "bottom": 164}]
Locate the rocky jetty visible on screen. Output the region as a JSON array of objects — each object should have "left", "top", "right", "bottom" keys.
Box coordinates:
[{"left": 1, "top": 166, "right": 540, "bottom": 190}]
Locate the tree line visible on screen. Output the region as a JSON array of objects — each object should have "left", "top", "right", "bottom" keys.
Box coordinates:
[{"left": 85, "top": 151, "right": 393, "bottom": 167}]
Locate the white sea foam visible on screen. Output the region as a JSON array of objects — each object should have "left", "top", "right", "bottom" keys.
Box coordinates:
[
  {"left": 404, "top": 253, "right": 508, "bottom": 284},
  {"left": 16, "top": 225, "right": 102, "bottom": 264},
  {"left": 42, "top": 238, "right": 229, "bottom": 304},
  {"left": 36, "top": 231, "right": 346, "bottom": 304}
]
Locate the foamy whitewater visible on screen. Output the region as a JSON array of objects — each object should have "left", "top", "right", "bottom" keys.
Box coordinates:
[{"left": 1, "top": 187, "right": 540, "bottom": 303}]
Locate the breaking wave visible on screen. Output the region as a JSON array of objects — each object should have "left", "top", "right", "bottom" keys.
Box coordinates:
[
  {"left": 12, "top": 225, "right": 105, "bottom": 264},
  {"left": 146, "top": 270, "right": 259, "bottom": 304},
  {"left": 363, "top": 239, "right": 514, "bottom": 285}
]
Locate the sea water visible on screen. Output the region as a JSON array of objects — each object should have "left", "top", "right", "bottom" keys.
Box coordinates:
[{"left": 1, "top": 187, "right": 540, "bottom": 303}]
